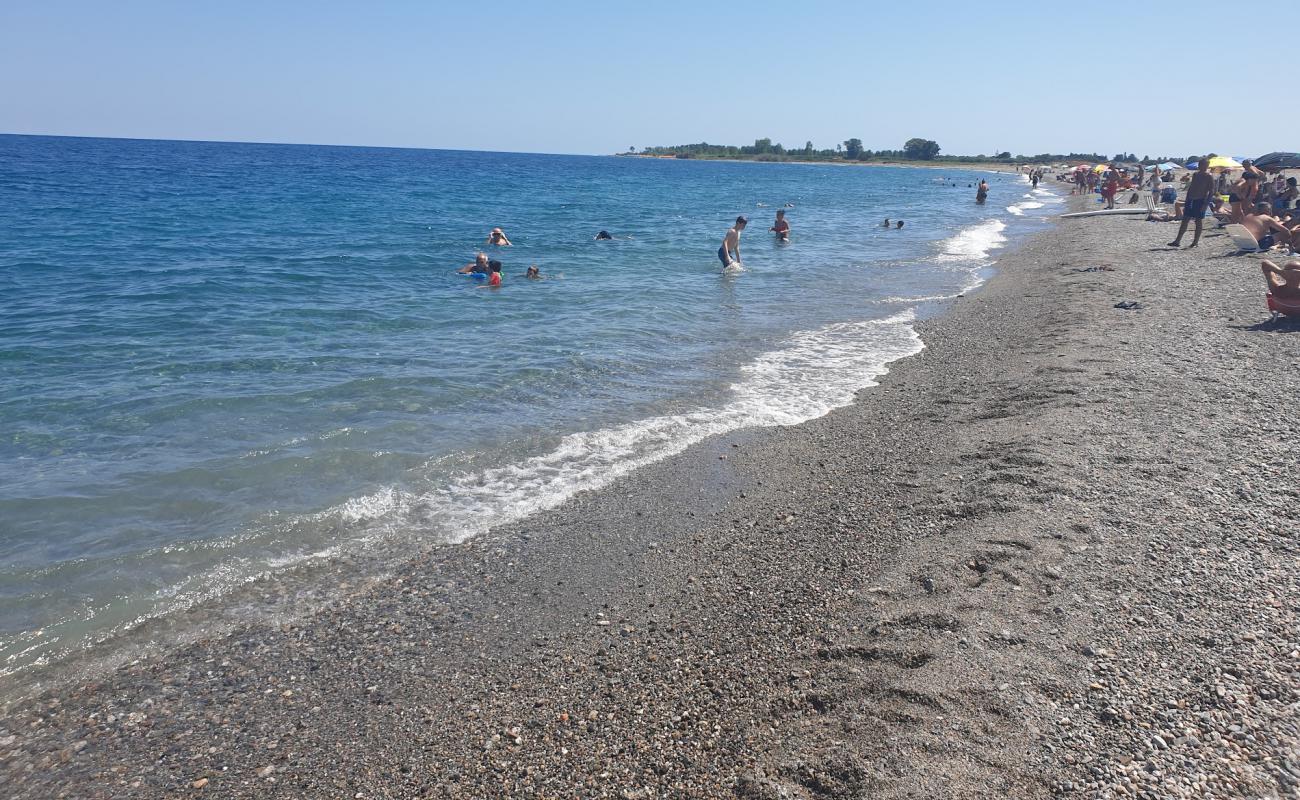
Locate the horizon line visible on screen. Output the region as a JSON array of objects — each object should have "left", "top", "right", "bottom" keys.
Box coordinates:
[{"left": 0, "top": 131, "right": 600, "bottom": 158}]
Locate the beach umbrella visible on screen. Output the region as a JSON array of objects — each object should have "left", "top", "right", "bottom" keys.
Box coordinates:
[
  {"left": 1092, "top": 164, "right": 1111, "bottom": 174},
  {"left": 1157, "top": 162, "right": 1181, "bottom": 171},
  {"left": 1253, "top": 152, "right": 1300, "bottom": 171},
  {"left": 1204, "top": 155, "right": 1243, "bottom": 170}
]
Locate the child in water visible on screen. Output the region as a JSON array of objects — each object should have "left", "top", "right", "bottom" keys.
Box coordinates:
[{"left": 487, "top": 260, "right": 503, "bottom": 287}]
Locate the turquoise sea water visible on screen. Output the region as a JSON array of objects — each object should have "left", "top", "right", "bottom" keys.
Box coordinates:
[{"left": 0, "top": 134, "right": 1060, "bottom": 692}]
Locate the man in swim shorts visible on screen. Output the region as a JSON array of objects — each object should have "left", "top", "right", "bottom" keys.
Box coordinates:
[
  {"left": 770, "top": 210, "right": 790, "bottom": 241},
  {"left": 1168, "top": 159, "right": 1215, "bottom": 248},
  {"left": 1240, "top": 205, "right": 1294, "bottom": 251},
  {"left": 719, "top": 216, "right": 746, "bottom": 267}
]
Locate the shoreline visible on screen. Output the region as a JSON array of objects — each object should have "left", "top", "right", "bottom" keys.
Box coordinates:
[
  {"left": 616, "top": 153, "right": 1023, "bottom": 173},
  {"left": 4, "top": 194, "right": 1297, "bottom": 798}
]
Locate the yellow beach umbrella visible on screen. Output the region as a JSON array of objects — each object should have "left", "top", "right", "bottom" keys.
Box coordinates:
[
  {"left": 1092, "top": 164, "right": 1110, "bottom": 174},
  {"left": 1204, "top": 155, "right": 1242, "bottom": 170}
]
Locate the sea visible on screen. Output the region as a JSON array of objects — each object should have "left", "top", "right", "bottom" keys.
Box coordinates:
[{"left": 0, "top": 134, "right": 1062, "bottom": 698}]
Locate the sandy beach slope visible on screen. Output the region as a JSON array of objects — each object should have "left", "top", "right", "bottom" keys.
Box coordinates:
[{"left": 3, "top": 197, "right": 1297, "bottom": 799}]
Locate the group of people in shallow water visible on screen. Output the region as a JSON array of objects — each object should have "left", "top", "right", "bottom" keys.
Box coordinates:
[
  {"left": 716, "top": 204, "right": 909, "bottom": 270},
  {"left": 455, "top": 227, "right": 544, "bottom": 286},
  {"left": 461, "top": 198, "right": 923, "bottom": 281}
]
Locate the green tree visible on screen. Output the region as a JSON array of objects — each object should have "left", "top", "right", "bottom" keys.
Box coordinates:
[
  {"left": 843, "top": 138, "right": 864, "bottom": 160},
  {"left": 904, "top": 138, "right": 941, "bottom": 160},
  {"left": 803, "top": 140, "right": 814, "bottom": 156}
]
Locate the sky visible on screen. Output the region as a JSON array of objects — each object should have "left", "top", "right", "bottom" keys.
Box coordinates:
[{"left": 2, "top": 1, "right": 1293, "bottom": 159}]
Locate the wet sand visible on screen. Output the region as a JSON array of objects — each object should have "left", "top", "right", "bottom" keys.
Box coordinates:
[{"left": 3, "top": 193, "right": 1298, "bottom": 798}]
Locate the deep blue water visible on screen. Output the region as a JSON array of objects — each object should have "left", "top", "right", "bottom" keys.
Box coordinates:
[{"left": 0, "top": 134, "right": 1060, "bottom": 690}]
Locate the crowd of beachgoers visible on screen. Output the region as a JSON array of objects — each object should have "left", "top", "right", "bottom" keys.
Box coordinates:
[{"left": 1046, "top": 155, "right": 1300, "bottom": 316}]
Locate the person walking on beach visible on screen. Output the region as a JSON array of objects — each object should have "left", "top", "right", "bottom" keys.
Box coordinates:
[
  {"left": 1168, "top": 159, "right": 1215, "bottom": 248},
  {"left": 718, "top": 216, "right": 747, "bottom": 268},
  {"left": 770, "top": 209, "right": 790, "bottom": 241},
  {"left": 1101, "top": 169, "right": 1120, "bottom": 210}
]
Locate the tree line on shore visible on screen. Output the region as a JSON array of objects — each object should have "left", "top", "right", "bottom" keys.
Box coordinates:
[{"left": 626, "top": 139, "right": 1188, "bottom": 166}]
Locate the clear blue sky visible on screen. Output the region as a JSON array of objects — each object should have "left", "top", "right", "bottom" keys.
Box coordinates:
[{"left": 2, "top": 1, "right": 1292, "bottom": 159}]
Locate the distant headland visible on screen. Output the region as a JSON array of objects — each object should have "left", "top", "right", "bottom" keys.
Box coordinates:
[{"left": 617, "top": 138, "right": 1187, "bottom": 168}]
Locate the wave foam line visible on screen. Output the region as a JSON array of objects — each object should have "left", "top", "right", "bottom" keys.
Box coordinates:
[
  {"left": 937, "top": 219, "right": 1007, "bottom": 261},
  {"left": 338, "top": 312, "right": 925, "bottom": 543}
]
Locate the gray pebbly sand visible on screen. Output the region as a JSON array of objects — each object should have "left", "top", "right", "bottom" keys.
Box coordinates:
[{"left": 3, "top": 195, "right": 1298, "bottom": 799}]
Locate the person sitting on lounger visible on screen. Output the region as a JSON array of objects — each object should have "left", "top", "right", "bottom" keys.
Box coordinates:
[{"left": 1261, "top": 259, "right": 1300, "bottom": 300}]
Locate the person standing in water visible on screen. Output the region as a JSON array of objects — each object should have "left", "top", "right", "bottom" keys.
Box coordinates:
[
  {"left": 458, "top": 252, "right": 491, "bottom": 274},
  {"left": 770, "top": 209, "right": 790, "bottom": 241},
  {"left": 718, "top": 216, "right": 747, "bottom": 268},
  {"left": 976, "top": 179, "right": 989, "bottom": 203}
]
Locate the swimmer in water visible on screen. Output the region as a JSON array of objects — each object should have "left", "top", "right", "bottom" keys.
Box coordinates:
[
  {"left": 458, "top": 252, "right": 491, "bottom": 274},
  {"left": 770, "top": 209, "right": 790, "bottom": 241},
  {"left": 896, "top": 220, "right": 904, "bottom": 229},
  {"left": 525, "top": 264, "right": 541, "bottom": 279},
  {"left": 486, "top": 227, "right": 512, "bottom": 246},
  {"left": 487, "top": 259, "right": 503, "bottom": 287},
  {"left": 882, "top": 218, "right": 891, "bottom": 227},
  {"left": 594, "top": 230, "right": 613, "bottom": 240},
  {"left": 718, "top": 216, "right": 747, "bottom": 268},
  {"left": 976, "top": 179, "right": 989, "bottom": 203}
]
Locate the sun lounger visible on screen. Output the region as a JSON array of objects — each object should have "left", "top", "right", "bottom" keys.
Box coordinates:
[{"left": 1224, "top": 224, "right": 1262, "bottom": 252}]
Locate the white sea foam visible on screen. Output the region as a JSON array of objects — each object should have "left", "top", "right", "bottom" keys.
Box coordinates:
[
  {"left": 937, "top": 219, "right": 1007, "bottom": 261},
  {"left": 1006, "top": 201, "right": 1045, "bottom": 217},
  {"left": 325, "top": 312, "right": 925, "bottom": 544}
]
